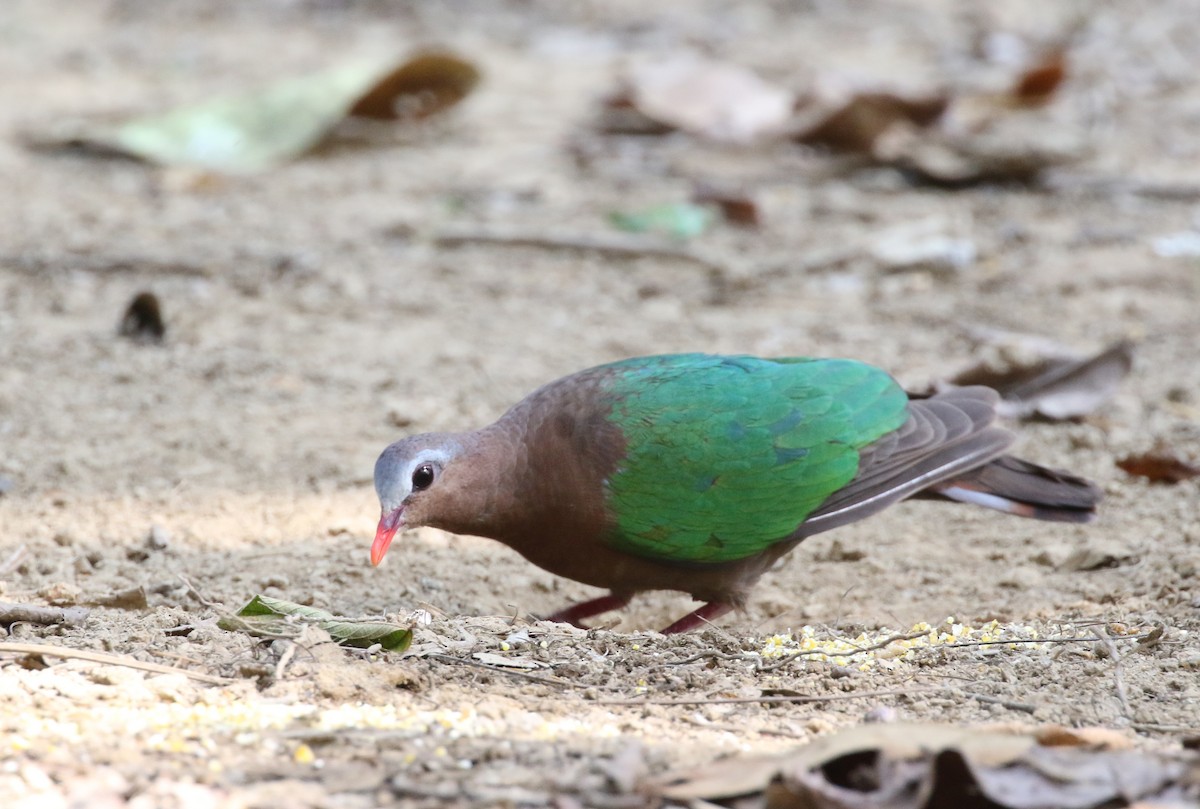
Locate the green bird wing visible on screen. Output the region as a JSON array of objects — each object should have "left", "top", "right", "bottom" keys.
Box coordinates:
[{"left": 601, "top": 354, "right": 908, "bottom": 564}]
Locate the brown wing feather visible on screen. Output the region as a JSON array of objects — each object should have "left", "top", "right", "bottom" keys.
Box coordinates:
[
  {"left": 920, "top": 455, "right": 1101, "bottom": 522},
  {"left": 798, "top": 386, "right": 1014, "bottom": 536}
]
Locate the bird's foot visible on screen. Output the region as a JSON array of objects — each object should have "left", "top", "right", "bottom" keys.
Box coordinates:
[
  {"left": 542, "top": 593, "right": 632, "bottom": 629},
  {"left": 660, "top": 602, "right": 732, "bottom": 634}
]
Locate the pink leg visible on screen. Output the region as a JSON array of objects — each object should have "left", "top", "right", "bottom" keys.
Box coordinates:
[
  {"left": 660, "top": 602, "right": 733, "bottom": 634},
  {"left": 543, "top": 593, "right": 632, "bottom": 628}
]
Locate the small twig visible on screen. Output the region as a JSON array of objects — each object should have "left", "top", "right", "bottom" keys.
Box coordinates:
[
  {"left": 1131, "top": 723, "right": 1200, "bottom": 735},
  {"left": 662, "top": 627, "right": 1099, "bottom": 675},
  {"left": 431, "top": 225, "right": 731, "bottom": 279},
  {"left": 663, "top": 650, "right": 752, "bottom": 668},
  {"left": 425, "top": 652, "right": 591, "bottom": 690},
  {"left": 1092, "top": 627, "right": 1133, "bottom": 720},
  {"left": 832, "top": 585, "right": 857, "bottom": 631},
  {"left": 85, "top": 586, "right": 148, "bottom": 610},
  {"left": 591, "top": 686, "right": 940, "bottom": 707},
  {"left": 1049, "top": 174, "right": 1200, "bottom": 202},
  {"left": 431, "top": 224, "right": 743, "bottom": 303},
  {"left": 0, "top": 601, "right": 90, "bottom": 627},
  {"left": 416, "top": 601, "right": 450, "bottom": 619},
  {"left": 0, "top": 641, "right": 230, "bottom": 685},
  {"left": 944, "top": 633, "right": 1148, "bottom": 649},
  {"left": 757, "top": 629, "right": 933, "bottom": 673},
  {"left": 661, "top": 629, "right": 935, "bottom": 674},
  {"left": 596, "top": 684, "right": 1043, "bottom": 712},
  {"left": 274, "top": 640, "right": 297, "bottom": 681},
  {"left": 0, "top": 544, "right": 28, "bottom": 577},
  {"left": 960, "top": 691, "right": 1037, "bottom": 715},
  {"left": 679, "top": 715, "right": 806, "bottom": 739},
  {"left": 177, "top": 575, "right": 218, "bottom": 608}
]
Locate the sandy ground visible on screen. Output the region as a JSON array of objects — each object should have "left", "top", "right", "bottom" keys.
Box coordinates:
[{"left": 1, "top": 1, "right": 1199, "bottom": 806}]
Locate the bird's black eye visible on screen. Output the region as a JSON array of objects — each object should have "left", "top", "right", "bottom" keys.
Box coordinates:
[{"left": 411, "top": 463, "right": 435, "bottom": 491}]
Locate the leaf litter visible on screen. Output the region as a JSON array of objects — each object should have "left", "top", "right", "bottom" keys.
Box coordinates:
[
  {"left": 218, "top": 594, "right": 413, "bottom": 652},
  {"left": 600, "top": 55, "right": 794, "bottom": 143},
  {"left": 946, "top": 339, "right": 1135, "bottom": 420},
  {"left": 595, "top": 42, "right": 1085, "bottom": 187},
  {"left": 1117, "top": 449, "right": 1200, "bottom": 484},
  {"left": 26, "top": 51, "right": 480, "bottom": 172},
  {"left": 655, "top": 722, "right": 1200, "bottom": 808}
]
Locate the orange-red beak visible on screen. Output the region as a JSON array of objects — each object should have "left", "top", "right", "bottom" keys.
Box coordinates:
[{"left": 371, "top": 507, "right": 404, "bottom": 566}]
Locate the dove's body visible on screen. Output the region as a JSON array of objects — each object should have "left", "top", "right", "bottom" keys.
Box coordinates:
[{"left": 372, "top": 354, "right": 1100, "bottom": 632}]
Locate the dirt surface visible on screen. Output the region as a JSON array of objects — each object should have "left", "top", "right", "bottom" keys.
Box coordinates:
[{"left": 2, "top": 1, "right": 1199, "bottom": 806}]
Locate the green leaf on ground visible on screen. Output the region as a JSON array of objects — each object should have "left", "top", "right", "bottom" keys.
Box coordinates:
[
  {"left": 219, "top": 595, "right": 412, "bottom": 652},
  {"left": 32, "top": 52, "right": 479, "bottom": 173},
  {"left": 609, "top": 203, "right": 714, "bottom": 239}
]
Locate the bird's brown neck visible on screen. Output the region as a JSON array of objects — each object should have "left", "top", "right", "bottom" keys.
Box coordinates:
[{"left": 431, "top": 381, "right": 625, "bottom": 558}]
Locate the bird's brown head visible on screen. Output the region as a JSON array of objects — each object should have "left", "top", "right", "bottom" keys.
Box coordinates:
[{"left": 371, "top": 434, "right": 464, "bottom": 566}]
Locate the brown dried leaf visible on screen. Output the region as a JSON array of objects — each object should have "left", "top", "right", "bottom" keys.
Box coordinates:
[
  {"left": 656, "top": 751, "right": 789, "bottom": 801},
  {"left": 86, "top": 586, "right": 150, "bottom": 610},
  {"left": 657, "top": 723, "right": 1200, "bottom": 808},
  {"left": 880, "top": 109, "right": 1086, "bottom": 187},
  {"left": 27, "top": 52, "right": 481, "bottom": 172},
  {"left": 594, "top": 91, "right": 678, "bottom": 136},
  {"left": 1116, "top": 451, "right": 1200, "bottom": 484},
  {"left": 793, "top": 92, "right": 949, "bottom": 154},
  {"left": 1011, "top": 51, "right": 1067, "bottom": 106},
  {"left": 950, "top": 340, "right": 1134, "bottom": 420},
  {"left": 1059, "top": 544, "right": 1138, "bottom": 572},
  {"left": 693, "top": 186, "right": 762, "bottom": 228},
  {"left": 348, "top": 52, "right": 480, "bottom": 121},
  {"left": 617, "top": 56, "right": 794, "bottom": 144},
  {"left": 971, "top": 747, "right": 1191, "bottom": 809},
  {"left": 1036, "top": 725, "right": 1134, "bottom": 750},
  {"left": 656, "top": 724, "right": 1032, "bottom": 801}
]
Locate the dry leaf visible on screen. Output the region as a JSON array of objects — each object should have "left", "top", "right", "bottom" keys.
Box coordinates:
[
  {"left": 968, "top": 747, "right": 1191, "bottom": 809},
  {"left": 949, "top": 340, "right": 1134, "bottom": 420},
  {"left": 609, "top": 202, "right": 714, "bottom": 239},
  {"left": 594, "top": 55, "right": 1080, "bottom": 188},
  {"left": 657, "top": 723, "right": 1200, "bottom": 809},
  {"left": 786, "top": 80, "right": 1082, "bottom": 186},
  {"left": 657, "top": 724, "right": 1033, "bottom": 801},
  {"left": 347, "top": 52, "right": 480, "bottom": 121},
  {"left": 85, "top": 586, "right": 150, "bottom": 610},
  {"left": 27, "top": 51, "right": 480, "bottom": 172},
  {"left": 879, "top": 110, "right": 1086, "bottom": 187},
  {"left": 470, "top": 652, "right": 547, "bottom": 669},
  {"left": 1059, "top": 544, "right": 1138, "bottom": 572},
  {"left": 866, "top": 46, "right": 1078, "bottom": 186},
  {"left": 616, "top": 56, "right": 794, "bottom": 144},
  {"left": 595, "top": 92, "right": 677, "bottom": 136},
  {"left": 1011, "top": 50, "right": 1068, "bottom": 106},
  {"left": 693, "top": 186, "right": 762, "bottom": 228},
  {"left": 657, "top": 751, "right": 790, "bottom": 801},
  {"left": 1036, "top": 726, "right": 1133, "bottom": 751},
  {"left": 1117, "top": 451, "right": 1200, "bottom": 484},
  {"left": 793, "top": 91, "right": 949, "bottom": 154}
]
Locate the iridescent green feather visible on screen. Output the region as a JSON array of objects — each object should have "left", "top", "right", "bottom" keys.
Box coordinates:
[{"left": 601, "top": 354, "right": 908, "bottom": 563}]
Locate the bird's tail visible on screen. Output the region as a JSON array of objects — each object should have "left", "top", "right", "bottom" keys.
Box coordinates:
[{"left": 922, "top": 455, "right": 1102, "bottom": 523}]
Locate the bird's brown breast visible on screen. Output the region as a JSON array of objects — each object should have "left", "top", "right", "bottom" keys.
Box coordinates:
[{"left": 442, "top": 367, "right": 781, "bottom": 604}]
